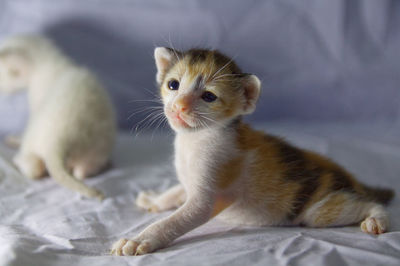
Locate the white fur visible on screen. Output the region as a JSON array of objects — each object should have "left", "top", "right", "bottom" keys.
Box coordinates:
[{"left": 0, "top": 35, "right": 116, "bottom": 199}]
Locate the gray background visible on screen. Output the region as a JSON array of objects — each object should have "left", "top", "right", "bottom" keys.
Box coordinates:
[{"left": 0, "top": 0, "right": 399, "bottom": 133}]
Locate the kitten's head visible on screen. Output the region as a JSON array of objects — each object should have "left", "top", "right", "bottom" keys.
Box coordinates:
[
  {"left": 0, "top": 47, "right": 32, "bottom": 93},
  {"left": 154, "top": 47, "right": 261, "bottom": 132}
]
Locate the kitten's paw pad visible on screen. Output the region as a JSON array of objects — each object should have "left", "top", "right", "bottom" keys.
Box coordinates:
[
  {"left": 111, "top": 239, "right": 156, "bottom": 256},
  {"left": 361, "top": 217, "right": 387, "bottom": 235},
  {"left": 136, "top": 191, "right": 160, "bottom": 212}
]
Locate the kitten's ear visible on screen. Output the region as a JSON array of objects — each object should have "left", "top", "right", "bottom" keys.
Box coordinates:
[
  {"left": 154, "top": 47, "right": 178, "bottom": 84},
  {"left": 0, "top": 48, "right": 31, "bottom": 72},
  {"left": 0, "top": 48, "right": 32, "bottom": 93},
  {"left": 240, "top": 74, "right": 261, "bottom": 114}
]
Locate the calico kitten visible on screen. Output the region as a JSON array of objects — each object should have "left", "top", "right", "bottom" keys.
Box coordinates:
[
  {"left": 0, "top": 35, "right": 116, "bottom": 199},
  {"left": 112, "top": 47, "right": 394, "bottom": 255}
]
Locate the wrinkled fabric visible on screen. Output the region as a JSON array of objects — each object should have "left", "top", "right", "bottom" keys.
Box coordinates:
[{"left": 0, "top": 122, "right": 399, "bottom": 266}]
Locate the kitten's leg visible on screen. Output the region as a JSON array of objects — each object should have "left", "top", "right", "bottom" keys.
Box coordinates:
[
  {"left": 302, "top": 192, "right": 389, "bottom": 234},
  {"left": 136, "top": 184, "right": 186, "bottom": 212},
  {"left": 72, "top": 157, "right": 110, "bottom": 180},
  {"left": 112, "top": 193, "right": 218, "bottom": 256},
  {"left": 13, "top": 152, "right": 46, "bottom": 179}
]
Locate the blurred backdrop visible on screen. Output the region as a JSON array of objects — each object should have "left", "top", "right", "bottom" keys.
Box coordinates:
[{"left": 0, "top": 0, "right": 399, "bottom": 135}]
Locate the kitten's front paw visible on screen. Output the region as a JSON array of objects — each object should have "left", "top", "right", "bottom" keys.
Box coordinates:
[
  {"left": 111, "top": 238, "right": 161, "bottom": 256},
  {"left": 87, "top": 188, "right": 105, "bottom": 201},
  {"left": 361, "top": 217, "right": 387, "bottom": 235},
  {"left": 136, "top": 191, "right": 160, "bottom": 212},
  {"left": 13, "top": 154, "right": 46, "bottom": 180}
]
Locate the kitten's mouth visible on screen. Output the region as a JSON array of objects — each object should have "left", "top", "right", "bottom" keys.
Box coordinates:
[{"left": 168, "top": 111, "right": 192, "bottom": 128}]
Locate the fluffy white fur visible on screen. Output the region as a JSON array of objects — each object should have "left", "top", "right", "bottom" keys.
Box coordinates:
[{"left": 0, "top": 35, "right": 116, "bottom": 199}]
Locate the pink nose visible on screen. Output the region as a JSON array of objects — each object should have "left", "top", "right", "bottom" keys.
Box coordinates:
[{"left": 173, "top": 103, "right": 188, "bottom": 113}]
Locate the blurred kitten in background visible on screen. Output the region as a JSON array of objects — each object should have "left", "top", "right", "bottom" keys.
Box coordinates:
[
  {"left": 0, "top": 35, "right": 116, "bottom": 199},
  {"left": 112, "top": 47, "right": 394, "bottom": 256}
]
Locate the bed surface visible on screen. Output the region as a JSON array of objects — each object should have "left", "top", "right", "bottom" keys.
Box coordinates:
[{"left": 0, "top": 122, "right": 399, "bottom": 266}]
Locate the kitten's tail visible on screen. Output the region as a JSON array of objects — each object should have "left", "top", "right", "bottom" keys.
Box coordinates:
[
  {"left": 44, "top": 152, "right": 104, "bottom": 200},
  {"left": 362, "top": 185, "right": 395, "bottom": 205}
]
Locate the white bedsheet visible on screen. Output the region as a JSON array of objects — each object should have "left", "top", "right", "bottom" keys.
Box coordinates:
[{"left": 0, "top": 122, "right": 399, "bottom": 266}]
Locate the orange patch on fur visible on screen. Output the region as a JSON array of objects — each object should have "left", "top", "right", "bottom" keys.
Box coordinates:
[
  {"left": 216, "top": 156, "right": 243, "bottom": 189},
  {"left": 211, "top": 195, "right": 234, "bottom": 217},
  {"left": 313, "top": 193, "right": 346, "bottom": 226},
  {"left": 233, "top": 123, "right": 299, "bottom": 219}
]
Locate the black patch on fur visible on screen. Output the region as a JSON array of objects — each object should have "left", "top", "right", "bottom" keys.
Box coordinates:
[
  {"left": 226, "top": 116, "right": 242, "bottom": 130},
  {"left": 330, "top": 169, "right": 354, "bottom": 192},
  {"left": 189, "top": 49, "right": 207, "bottom": 64},
  {"left": 288, "top": 167, "right": 322, "bottom": 221},
  {"left": 362, "top": 185, "right": 395, "bottom": 205},
  {"left": 184, "top": 49, "right": 242, "bottom": 76},
  {"left": 212, "top": 50, "right": 242, "bottom": 74},
  {"left": 194, "top": 75, "right": 203, "bottom": 91},
  {"left": 273, "top": 139, "right": 321, "bottom": 221}
]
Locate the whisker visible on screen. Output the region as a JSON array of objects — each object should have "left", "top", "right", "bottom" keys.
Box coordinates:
[
  {"left": 162, "top": 118, "right": 174, "bottom": 137},
  {"left": 128, "top": 99, "right": 163, "bottom": 104},
  {"left": 210, "top": 56, "right": 237, "bottom": 81},
  {"left": 141, "top": 111, "right": 165, "bottom": 130},
  {"left": 130, "top": 110, "right": 163, "bottom": 135},
  {"left": 198, "top": 114, "right": 225, "bottom": 128},
  {"left": 139, "top": 113, "right": 164, "bottom": 140},
  {"left": 206, "top": 54, "right": 216, "bottom": 82},
  {"left": 127, "top": 106, "right": 163, "bottom": 121},
  {"left": 167, "top": 33, "right": 183, "bottom": 65},
  {"left": 146, "top": 112, "right": 166, "bottom": 130},
  {"left": 213, "top": 73, "right": 242, "bottom": 80},
  {"left": 199, "top": 117, "right": 211, "bottom": 131},
  {"left": 151, "top": 115, "right": 168, "bottom": 140},
  {"left": 140, "top": 86, "right": 162, "bottom": 99}
]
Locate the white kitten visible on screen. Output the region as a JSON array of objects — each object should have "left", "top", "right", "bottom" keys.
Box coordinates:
[{"left": 0, "top": 35, "right": 116, "bottom": 199}]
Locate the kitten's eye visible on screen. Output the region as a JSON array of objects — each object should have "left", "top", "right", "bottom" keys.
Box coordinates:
[
  {"left": 202, "top": 91, "right": 217, "bottom": 102},
  {"left": 168, "top": 79, "right": 180, "bottom": 90}
]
